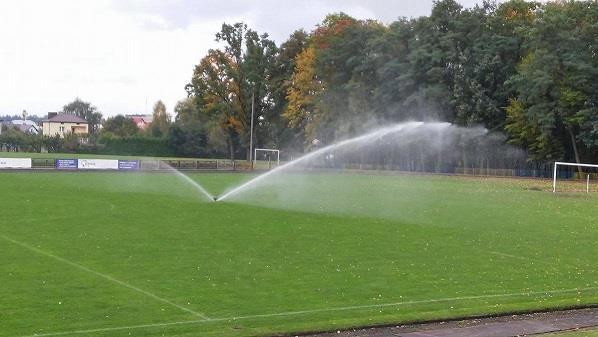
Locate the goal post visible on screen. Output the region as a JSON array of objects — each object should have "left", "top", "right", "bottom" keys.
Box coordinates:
[
  {"left": 553, "top": 161, "right": 598, "bottom": 193},
  {"left": 253, "top": 148, "right": 280, "bottom": 169}
]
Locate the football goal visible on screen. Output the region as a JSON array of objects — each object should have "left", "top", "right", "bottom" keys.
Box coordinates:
[
  {"left": 553, "top": 161, "right": 598, "bottom": 193},
  {"left": 253, "top": 148, "right": 280, "bottom": 170}
]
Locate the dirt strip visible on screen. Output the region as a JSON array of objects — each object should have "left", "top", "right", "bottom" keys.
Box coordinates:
[{"left": 300, "top": 308, "right": 598, "bottom": 337}]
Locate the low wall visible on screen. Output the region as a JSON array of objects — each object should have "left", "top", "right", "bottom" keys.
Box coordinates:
[
  {"left": 0, "top": 157, "right": 591, "bottom": 180},
  {"left": 0, "top": 157, "right": 251, "bottom": 171}
]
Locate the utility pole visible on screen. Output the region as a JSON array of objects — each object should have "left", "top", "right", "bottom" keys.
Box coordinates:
[{"left": 249, "top": 91, "right": 255, "bottom": 169}]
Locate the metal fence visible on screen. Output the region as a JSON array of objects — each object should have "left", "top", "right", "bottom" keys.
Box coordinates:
[{"left": 3, "top": 157, "right": 596, "bottom": 181}]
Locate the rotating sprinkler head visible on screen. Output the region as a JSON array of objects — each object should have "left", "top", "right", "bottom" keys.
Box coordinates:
[{"left": 213, "top": 196, "right": 219, "bottom": 202}]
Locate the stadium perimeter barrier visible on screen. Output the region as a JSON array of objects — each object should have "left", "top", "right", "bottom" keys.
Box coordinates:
[
  {"left": 0, "top": 157, "right": 591, "bottom": 179},
  {"left": 0, "top": 157, "right": 252, "bottom": 171},
  {"left": 314, "top": 162, "right": 583, "bottom": 179}
]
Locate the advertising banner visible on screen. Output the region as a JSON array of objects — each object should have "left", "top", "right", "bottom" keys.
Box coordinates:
[
  {"left": 118, "top": 160, "right": 140, "bottom": 170},
  {"left": 0, "top": 158, "right": 32, "bottom": 169},
  {"left": 78, "top": 159, "right": 119, "bottom": 170},
  {"left": 55, "top": 159, "right": 78, "bottom": 169}
]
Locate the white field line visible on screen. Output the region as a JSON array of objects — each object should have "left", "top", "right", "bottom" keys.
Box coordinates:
[
  {"left": 0, "top": 234, "right": 209, "bottom": 320},
  {"left": 489, "top": 251, "right": 522, "bottom": 260},
  {"left": 489, "top": 251, "right": 562, "bottom": 270},
  {"left": 22, "top": 286, "right": 598, "bottom": 337}
]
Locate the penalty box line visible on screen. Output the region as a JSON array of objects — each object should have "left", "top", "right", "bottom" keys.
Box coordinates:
[
  {"left": 22, "top": 286, "right": 598, "bottom": 337},
  {"left": 0, "top": 234, "right": 209, "bottom": 320}
]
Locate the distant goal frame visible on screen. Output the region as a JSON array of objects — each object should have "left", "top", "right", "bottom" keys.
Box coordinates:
[
  {"left": 253, "top": 148, "right": 280, "bottom": 169},
  {"left": 553, "top": 161, "right": 598, "bottom": 193}
]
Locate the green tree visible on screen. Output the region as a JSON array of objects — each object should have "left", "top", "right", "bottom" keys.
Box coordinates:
[
  {"left": 284, "top": 13, "right": 386, "bottom": 144},
  {"left": 187, "top": 49, "right": 243, "bottom": 160},
  {"left": 42, "top": 135, "right": 63, "bottom": 153},
  {"left": 269, "top": 30, "right": 310, "bottom": 151},
  {"left": 317, "top": 17, "right": 386, "bottom": 140},
  {"left": 459, "top": 0, "right": 538, "bottom": 129},
  {"left": 174, "top": 97, "right": 206, "bottom": 127},
  {"left": 505, "top": 1, "right": 598, "bottom": 164},
  {"left": 0, "top": 128, "right": 28, "bottom": 152},
  {"left": 167, "top": 124, "right": 207, "bottom": 157},
  {"left": 186, "top": 22, "right": 278, "bottom": 160},
  {"left": 283, "top": 46, "right": 323, "bottom": 143},
  {"left": 149, "top": 100, "right": 171, "bottom": 137},
  {"left": 102, "top": 115, "right": 139, "bottom": 137},
  {"left": 169, "top": 97, "right": 209, "bottom": 157}
]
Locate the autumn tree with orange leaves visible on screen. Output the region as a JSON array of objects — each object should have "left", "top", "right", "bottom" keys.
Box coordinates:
[{"left": 186, "top": 23, "right": 277, "bottom": 160}]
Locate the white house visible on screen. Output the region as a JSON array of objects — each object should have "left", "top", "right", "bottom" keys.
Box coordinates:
[{"left": 10, "top": 119, "right": 39, "bottom": 134}]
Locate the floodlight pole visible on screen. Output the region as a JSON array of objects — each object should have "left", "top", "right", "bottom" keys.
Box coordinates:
[{"left": 249, "top": 91, "right": 255, "bottom": 170}]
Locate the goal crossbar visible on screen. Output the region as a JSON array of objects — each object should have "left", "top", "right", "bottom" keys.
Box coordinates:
[{"left": 553, "top": 161, "right": 598, "bottom": 192}]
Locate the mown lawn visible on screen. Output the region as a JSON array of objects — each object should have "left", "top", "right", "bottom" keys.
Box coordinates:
[{"left": 1, "top": 171, "right": 597, "bottom": 337}]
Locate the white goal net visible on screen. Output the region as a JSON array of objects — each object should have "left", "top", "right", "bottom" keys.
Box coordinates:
[
  {"left": 553, "top": 161, "right": 598, "bottom": 193},
  {"left": 253, "top": 148, "right": 280, "bottom": 170}
]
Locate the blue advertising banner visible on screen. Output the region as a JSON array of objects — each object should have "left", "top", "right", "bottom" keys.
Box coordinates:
[
  {"left": 56, "top": 159, "right": 78, "bottom": 169},
  {"left": 118, "top": 160, "right": 140, "bottom": 170}
]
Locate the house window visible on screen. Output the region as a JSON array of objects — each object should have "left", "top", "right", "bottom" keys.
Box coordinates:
[{"left": 59, "top": 126, "right": 65, "bottom": 132}]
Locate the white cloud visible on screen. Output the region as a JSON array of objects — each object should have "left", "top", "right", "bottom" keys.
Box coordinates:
[{"left": 0, "top": 0, "right": 234, "bottom": 116}]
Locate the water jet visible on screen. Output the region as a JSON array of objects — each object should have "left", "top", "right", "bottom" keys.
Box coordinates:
[{"left": 216, "top": 121, "right": 454, "bottom": 201}]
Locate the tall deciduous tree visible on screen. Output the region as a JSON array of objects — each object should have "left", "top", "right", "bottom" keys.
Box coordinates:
[
  {"left": 150, "top": 100, "right": 171, "bottom": 137},
  {"left": 187, "top": 49, "right": 242, "bottom": 160},
  {"left": 186, "top": 22, "right": 278, "bottom": 160},
  {"left": 168, "top": 97, "right": 209, "bottom": 157},
  {"left": 283, "top": 46, "right": 322, "bottom": 143},
  {"left": 269, "top": 30, "right": 310, "bottom": 151},
  {"left": 505, "top": 1, "right": 598, "bottom": 164}
]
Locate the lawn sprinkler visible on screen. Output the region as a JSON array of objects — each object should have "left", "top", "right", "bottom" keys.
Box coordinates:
[{"left": 213, "top": 196, "right": 219, "bottom": 202}]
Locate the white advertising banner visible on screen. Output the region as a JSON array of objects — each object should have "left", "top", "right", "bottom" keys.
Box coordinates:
[
  {"left": 0, "top": 158, "right": 32, "bottom": 169},
  {"left": 78, "top": 159, "right": 119, "bottom": 170}
]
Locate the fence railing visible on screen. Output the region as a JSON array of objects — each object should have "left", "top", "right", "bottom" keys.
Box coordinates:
[
  {"left": 0, "top": 157, "right": 252, "bottom": 171},
  {"left": 1, "top": 157, "right": 594, "bottom": 181}
]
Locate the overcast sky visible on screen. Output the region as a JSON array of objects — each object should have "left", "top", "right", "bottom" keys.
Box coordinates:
[{"left": 1, "top": 0, "right": 485, "bottom": 118}]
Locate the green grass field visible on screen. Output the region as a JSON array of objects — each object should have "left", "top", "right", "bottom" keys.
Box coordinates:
[{"left": 1, "top": 171, "right": 597, "bottom": 337}]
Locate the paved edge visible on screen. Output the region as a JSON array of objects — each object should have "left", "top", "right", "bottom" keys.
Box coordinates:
[{"left": 298, "top": 307, "right": 598, "bottom": 337}]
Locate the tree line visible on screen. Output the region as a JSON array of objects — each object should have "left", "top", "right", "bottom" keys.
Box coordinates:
[{"left": 185, "top": 0, "right": 597, "bottom": 164}]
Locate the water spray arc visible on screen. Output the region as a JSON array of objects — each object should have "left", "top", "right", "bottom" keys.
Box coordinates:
[
  {"left": 216, "top": 121, "right": 452, "bottom": 201},
  {"left": 174, "top": 169, "right": 215, "bottom": 201},
  {"left": 159, "top": 161, "right": 216, "bottom": 201}
]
